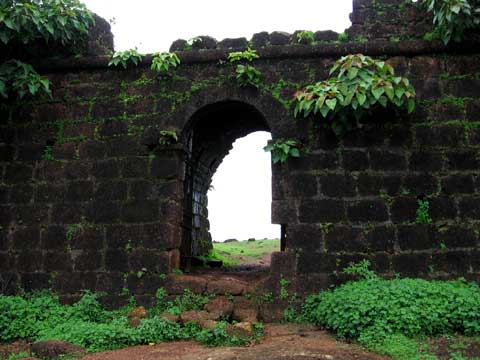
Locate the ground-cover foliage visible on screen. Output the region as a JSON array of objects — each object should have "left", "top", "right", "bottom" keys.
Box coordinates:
[
  {"left": 302, "top": 261, "right": 480, "bottom": 359},
  {"left": 0, "top": 290, "right": 263, "bottom": 353},
  {"left": 206, "top": 239, "right": 280, "bottom": 266}
]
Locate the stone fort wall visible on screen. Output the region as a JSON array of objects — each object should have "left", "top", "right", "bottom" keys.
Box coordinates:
[{"left": 0, "top": 0, "right": 479, "bottom": 305}]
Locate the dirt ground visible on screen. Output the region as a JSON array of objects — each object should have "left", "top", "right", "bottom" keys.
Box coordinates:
[{"left": 80, "top": 324, "right": 388, "bottom": 360}]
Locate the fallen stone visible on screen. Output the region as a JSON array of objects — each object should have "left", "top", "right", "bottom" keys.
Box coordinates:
[
  {"left": 179, "top": 310, "right": 214, "bottom": 323},
  {"left": 233, "top": 308, "right": 258, "bottom": 323},
  {"left": 166, "top": 274, "right": 207, "bottom": 294},
  {"left": 207, "top": 278, "right": 247, "bottom": 295},
  {"left": 128, "top": 306, "right": 148, "bottom": 327},
  {"left": 204, "top": 296, "right": 234, "bottom": 319},
  {"left": 226, "top": 322, "right": 254, "bottom": 338},
  {"left": 159, "top": 312, "right": 178, "bottom": 323},
  {"left": 197, "top": 319, "right": 218, "bottom": 330},
  {"left": 31, "top": 340, "right": 86, "bottom": 359},
  {"left": 224, "top": 238, "right": 238, "bottom": 243}
]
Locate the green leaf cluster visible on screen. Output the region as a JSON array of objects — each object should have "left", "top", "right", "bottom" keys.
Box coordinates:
[
  {"left": 227, "top": 48, "right": 261, "bottom": 88},
  {"left": 0, "top": 0, "right": 94, "bottom": 46},
  {"left": 263, "top": 139, "right": 301, "bottom": 164},
  {"left": 0, "top": 0, "right": 94, "bottom": 100},
  {"left": 108, "top": 48, "right": 143, "bottom": 69},
  {"left": 158, "top": 129, "right": 178, "bottom": 145},
  {"left": 0, "top": 60, "right": 50, "bottom": 99},
  {"left": 295, "top": 30, "right": 315, "bottom": 44},
  {"left": 228, "top": 48, "right": 259, "bottom": 62},
  {"left": 422, "top": 0, "right": 480, "bottom": 44},
  {"left": 293, "top": 54, "right": 416, "bottom": 136},
  {"left": 416, "top": 199, "right": 433, "bottom": 224},
  {"left": 151, "top": 52, "right": 180, "bottom": 74},
  {"left": 302, "top": 274, "right": 480, "bottom": 342},
  {"left": 235, "top": 64, "right": 262, "bottom": 88}
]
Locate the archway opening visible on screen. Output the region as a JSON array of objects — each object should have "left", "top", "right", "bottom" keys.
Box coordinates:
[
  {"left": 181, "top": 100, "right": 280, "bottom": 270},
  {"left": 208, "top": 131, "right": 280, "bottom": 268}
]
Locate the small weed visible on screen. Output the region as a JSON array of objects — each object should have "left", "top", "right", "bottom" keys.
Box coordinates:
[
  {"left": 108, "top": 48, "right": 143, "bottom": 69},
  {"left": 416, "top": 199, "right": 433, "bottom": 224}
]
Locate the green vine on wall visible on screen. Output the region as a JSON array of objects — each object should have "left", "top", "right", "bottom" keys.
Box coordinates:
[
  {"left": 293, "top": 54, "right": 416, "bottom": 136},
  {"left": 227, "top": 48, "right": 262, "bottom": 88}
]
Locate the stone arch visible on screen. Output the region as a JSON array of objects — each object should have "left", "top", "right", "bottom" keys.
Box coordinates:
[{"left": 179, "top": 99, "right": 276, "bottom": 264}]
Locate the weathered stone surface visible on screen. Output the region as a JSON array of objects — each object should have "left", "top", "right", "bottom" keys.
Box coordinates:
[
  {"left": 233, "top": 308, "right": 258, "bottom": 323},
  {"left": 204, "top": 296, "right": 234, "bottom": 319},
  {"left": 31, "top": 340, "right": 86, "bottom": 359},
  {"left": 226, "top": 322, "right": 254, "bottom": 338},
  {"left": 160, "top": 312, "right": 178, "bottom": 323},
  {"left": 207, "top": 279, "right": 247, "bottom": 295},
  {"left": 179, "top": 310, "right": 213, "bottom": 323},
  {"left": 127, "top": 306, "right": 148, "bottom": 327},
  {"left": 198, "top": 319, "right": 218, "bottom": 330},
  {"left": 166, "top": 275, "right": 207, "bottom": 295}
]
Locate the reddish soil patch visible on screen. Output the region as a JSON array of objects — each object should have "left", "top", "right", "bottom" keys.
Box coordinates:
[
  {"left": 0, "top": 340, "right": 31, "bottom": 358},
  {"left": 427, "top": 336, "right": 480, "bottom": 359},
  {"left": 80, "top": 324, "right": 388, "bottom": 360}
]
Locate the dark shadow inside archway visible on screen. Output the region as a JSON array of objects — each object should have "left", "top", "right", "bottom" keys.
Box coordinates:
[{"left": 181, "top": 100, "right": 280, "bottom": 270}]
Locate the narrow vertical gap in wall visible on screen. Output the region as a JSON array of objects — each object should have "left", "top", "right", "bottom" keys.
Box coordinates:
[{"left": 207, "top": 131, "right": 280, "bottom": 270}]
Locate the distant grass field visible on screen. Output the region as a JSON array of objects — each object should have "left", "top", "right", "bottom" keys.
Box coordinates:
[{"left": 210, "top": 238, "right": 280, "bottom": 266}]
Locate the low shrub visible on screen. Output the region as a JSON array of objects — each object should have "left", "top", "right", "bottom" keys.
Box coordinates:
[{"left": 303, "top": 276, "right": 480, "bottom": 341}]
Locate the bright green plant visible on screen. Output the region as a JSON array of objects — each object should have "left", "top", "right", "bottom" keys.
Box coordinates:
[
  {"left": 296, "top": 30, "right": 315, "bottom": 44},
  {"left": 338, "top": 32, "right": 349, "bottom": 42},
  {"left": 279, "top": 276, "right": 290, "bottom": 300},
  {"left": 227, "top": 48, "right": 259, "bottom": 62},
  {"left": 6, "top": 352, "right": 31, "bottom": 360},
  {"left": 416, "top": 199, "right": 433, "bottom": 224},
  {"left": 41, "top": 144, "right": 54, "bottom": 161},
  {"left": 343, "top": 259, "right": 377, "bottom": 280},
  {"left": 0, "top": 60, "right": 50, "bottom": 99},
  {"left": 293, "top": 54, "right": 416, "bottom": 136},
  {"left": 303, "top": 277, "right": 480, "bottom": 341},
  {"left": 108, "top": 48, "right": 143, "bottom": 69},
  {"left": 234, "top": 64, "right": 261, "bottom": 88},
  {"left": 263, "top": 139, "right": 301, "bottom": 164},
  {"left": 159, "top": 130, "right": 178, "bottom": 145},
  {"left": 151, "top": 52, "right": 180, "bottom": 74},
  {"left": 422, "top": 0, "right": 480, "bottom": 44}
]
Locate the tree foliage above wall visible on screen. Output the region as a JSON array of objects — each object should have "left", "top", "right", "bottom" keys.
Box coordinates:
[{"left": 0, "top": 0, "right": 94, "bottom": 99}]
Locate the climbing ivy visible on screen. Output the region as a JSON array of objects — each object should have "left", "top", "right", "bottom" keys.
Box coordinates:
[
  {"left": 422, "top": 0, "right": 480, "bottom": 44},
  {"left": 293, "top": 54, "right": 416, "bottom": 136}
]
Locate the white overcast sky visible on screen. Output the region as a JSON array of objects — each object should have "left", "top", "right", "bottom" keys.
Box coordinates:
[{"left": 82, "top": 0, "right": 352, "bottom": 241}]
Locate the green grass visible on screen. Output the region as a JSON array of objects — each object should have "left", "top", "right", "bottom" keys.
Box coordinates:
[{"left": 209, "top": 239, "right": 280, "bottom": 266}]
